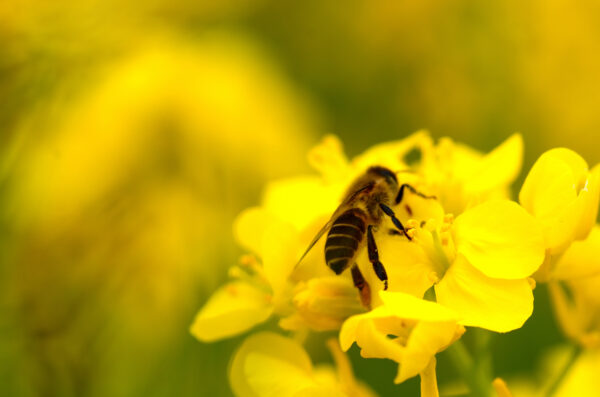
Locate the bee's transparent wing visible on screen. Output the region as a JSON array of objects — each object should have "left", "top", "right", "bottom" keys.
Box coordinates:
[
  {"left": 295, "top": 183, "right": 375, "bottom": 268},
  {"left": 294, "top": 218, "right": 334, "bottom": 268}
]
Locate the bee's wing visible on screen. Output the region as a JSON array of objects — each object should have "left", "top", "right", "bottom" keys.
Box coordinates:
[
  {"left": 294, "top": 218, "right": 334, "bottom": 268},
  {"left": 294, "top": 182, "right": 373, "bottom": 268}
]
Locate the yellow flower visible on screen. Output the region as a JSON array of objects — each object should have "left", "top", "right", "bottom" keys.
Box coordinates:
[
  {"left": 305, "top": 132, "right": 523, "bottom": 220},
  {"left": 519, "top": 148, "right": 600, "bottom": 258},
  {"left": 190, "top": 280, "right": 273, "bottom": 342},
  {"left": 550, "top": 225, "right": 600, "bottom": 282},
  {"left": 279, "top": 277, "right": 366, "bottom": 331},
  {"left": 499, "top": 348, "right": 600, "bottom": 397},
  {"left": 192, "top": 133, "right": 436, "bottom": 341},
  {"left": 293, "top": 133, "right": 529, "bottom": 302},
  {"left": 191, "top": 132, "right": 562, "bottom": 396},
  {"left": 229, "top": 332, "right": 377, "bottom": 397},
  {"left": 339, "top": 291, "right": 464, "bottom": 385},
  {"left": 547, "top": 228, "right": 600, "bottom": 348},
  {"left": 517, "top": 149, "right": 600, "bottom": 346},
  {"left": 544, "top": 349, "right": 600, "bottom": 397},
  {"left": 193, "top": 132, "right": 544, "bottom": 340},
  {"left": 192, "top": 204, "right": 366, "bottom": 340},
  {"left": 412, "top": 199, "right": 545, "bottom": 332},
  {"left": 418, "top": 133, "right": 524, "bottom": 215},
  {"left": 191, "top": 207, "right": 301, "bottom": 341}
]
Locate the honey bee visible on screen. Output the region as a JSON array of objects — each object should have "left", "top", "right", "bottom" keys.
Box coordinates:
[{"left": 297, "top": 166, "right": 435, "bottom": 307}]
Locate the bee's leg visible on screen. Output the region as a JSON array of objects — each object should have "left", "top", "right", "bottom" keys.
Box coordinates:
[
  {"left": 395, "top": 183, "right": 436, "bottom": 205},
  {"left": 351, "top": 264, "right": 371, "bottom": 308},
  {"left": 379, "top": 203, "right": 412, "bottom": 241},
  {"left": 367, "top": 225, "right": 388, "bottom": 290}
]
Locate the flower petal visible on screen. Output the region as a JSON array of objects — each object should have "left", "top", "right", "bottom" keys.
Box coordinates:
[
  {"left": 352, "top": 130, "right": 433, "bottom": 173},
  {"left": 434, "top": 137, "right": 484, "bottom": 182},
  {"left": 552, "top": 350, "right": 600, "bottom": 396},
  {"left": 229, "top": 332, "right": 316, "bottom": 397},
  {"left": 325, "top": 339, "right": 379, "bottom": 397},
  {"left": 547, "top": 282, "right": 591, "bottom": 346},
  {"left": 234, "top": 207, "right": 272, "bottom": 255},
  {"left": 396, "top": 321, "right": 457, "bottom": 383},
  {"left": 263, "top": 175, "right": 343, "bottom": 233},
  {"left": 374, "top": 238, "right": 435, "bottom": 299},
  {"left": 231, "top": 332, "right": 372, "bottom": 397},
  {"left": 339, "top": 307, "right": 404, "bottom": 362},
  {"left": 519, "top": 148, "right": 598, "bottom": 254},
  {"left": 234, "top": 206, "right": 300, "bottom": 295},
  {"left": 379, "top": 291, "right": 458, "bottom": 322},
  {"left": 260, "top": 218, "right": 299, "bottom": 298},
  {"left": 435, "top": 256, "right": 534, "bottom": 332},
  {"left": 575, "top": 164, "right": 600, "bottom": 241},
  {"left": 422, "top": 137, "right": 484, "bottom": 214},
  {"left": 190, "top": 282, "right": 272, "bottom": 342},
  {"left": 453, "top": 200, "right": 545, "bottom": 279},
  {"left": 421, "top": 135, "right": 521, "bottom": 214},
  {"left": 557, "top": 274, "right": 600, "bottom": 347},
  {"left": 553, "top": 226, "right": 600, "bottom": 281},
  {"left": 340, "top": 292, "right": 459, "bottom": 383},
  {"left": 280, "top": 276, "right": 364, "bottom": 332},
  {"left": 307, "top": 134, "right": 350, "bottom": 183},
  {"left": 464, "top": 133, "right": 523, "bottom": 195}
]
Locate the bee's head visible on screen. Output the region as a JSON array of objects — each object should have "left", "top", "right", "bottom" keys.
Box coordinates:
[{"left": 367, "top": 166, "right": 398, "bottom": 187}]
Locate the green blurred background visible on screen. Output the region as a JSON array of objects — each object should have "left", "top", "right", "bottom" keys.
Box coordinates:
[{"left": 1, "top": 1, "right": 599, "bottom": 396}]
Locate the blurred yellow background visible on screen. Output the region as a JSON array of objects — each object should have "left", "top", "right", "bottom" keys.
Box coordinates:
[{"left": 1, "top": 1, "right": 599, "bottom": 396}]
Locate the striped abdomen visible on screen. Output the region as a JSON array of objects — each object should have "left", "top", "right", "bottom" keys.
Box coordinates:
[{"left": 325, "top": 208, "right": 367, "bottom": 274}]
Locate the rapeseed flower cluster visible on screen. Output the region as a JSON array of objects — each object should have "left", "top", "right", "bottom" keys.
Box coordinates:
[{"left": 191, "top": 132, "right": 600, "bottom": 396}]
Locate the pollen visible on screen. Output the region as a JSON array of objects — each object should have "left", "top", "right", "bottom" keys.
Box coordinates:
[
  {"left": 427, "top": 271, "right": 440, "bottom": 284},
  {"left": 239, "top": 254, "right": 256, "bottom": 266},
  {"left": 406, "top": 219, "right": 419, "bottom": 229},
  {"left": 440, "top": 233, "right": 450, "bottom": 246},
  {"left": 441, "top": 214, "right": 454, "bottom": 233},
  {"left": 238, "top": 254, "right": 268, "bottom": 282}
]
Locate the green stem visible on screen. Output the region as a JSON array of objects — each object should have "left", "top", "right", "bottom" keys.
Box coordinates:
[
  {"left": 447, "top": 340, "right": 491, "bottom": 397},
  {"left": 544, "top": 344, "right": 583, "bottom": 397},
  {"left": 473, "top": 329, "right": 493, "bottom": 383}
]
